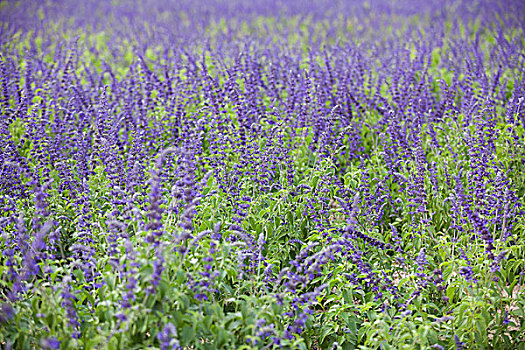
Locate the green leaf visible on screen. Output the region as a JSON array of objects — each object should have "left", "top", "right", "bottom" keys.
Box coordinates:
[
  {"left": 347, "top": 316, "right": 358, "bottom": 338},
  {"left": 287, "top": 211, "right": 294, "bottom": 225},
  {"left": 320, "top": 325, "right": 334, "bottom": 344},
  {"left": 216, "top": 328, "right": 229, "bottom": 348},
  {"left": 343, "top": 289, "right": 352, "bottom": 304},
  {"left": 446, "top": 285, "right": 457, "bottom": 303},
  {"left": 182, "top": 325, "right": 195, "bottom": 344}
]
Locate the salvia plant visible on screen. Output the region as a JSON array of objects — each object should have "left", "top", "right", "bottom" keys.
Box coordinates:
[{"left": 1, "top": 0, "right": 525, "bottom": 349}]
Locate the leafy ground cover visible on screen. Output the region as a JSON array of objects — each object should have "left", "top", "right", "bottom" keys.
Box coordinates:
[{"left": 1, "top": 0, "right": 525, "bottom": 349}]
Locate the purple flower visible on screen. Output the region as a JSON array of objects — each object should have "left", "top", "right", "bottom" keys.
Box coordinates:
[
  {"left": 61, "top": 276, "right": 80, "bottom": 338},
  {"left": 0, "top": 303, "right": 14, "bottom": 324},
  {"left": 40, "top": 338, "right": 60, "bottom": 350},
  {"left": 454, "top": 335, "right": 465, "bottom": 350},
  {"left": 157, "top": 322, "right": 181, "bottom": 350}
]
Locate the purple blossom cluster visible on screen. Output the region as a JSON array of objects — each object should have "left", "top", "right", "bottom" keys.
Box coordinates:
[{"left": 1, "top": 0, "right": 525, "bottom": 348}]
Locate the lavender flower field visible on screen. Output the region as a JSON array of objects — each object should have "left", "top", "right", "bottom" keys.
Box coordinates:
[{"left": 1, "top": 0, "right": 525, "bottom": 348}]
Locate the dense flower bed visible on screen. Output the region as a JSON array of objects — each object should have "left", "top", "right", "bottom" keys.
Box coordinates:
[{"left": 1, "top": 0, "right": 525, "bottom": 349}]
